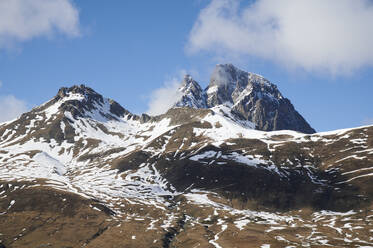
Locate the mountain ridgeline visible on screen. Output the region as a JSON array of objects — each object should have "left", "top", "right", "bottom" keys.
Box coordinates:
[
  {"left": 0, "top": 64, "right": 373, "bottom": 247},
  {"left": 174, "top": 64, "right": 315, "bottom": 134}
]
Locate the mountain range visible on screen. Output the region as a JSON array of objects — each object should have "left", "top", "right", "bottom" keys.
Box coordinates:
[{"left": 0, "top": 64, "right": 372, "bottom": 248}]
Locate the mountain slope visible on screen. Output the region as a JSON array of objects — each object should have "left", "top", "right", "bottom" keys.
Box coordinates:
[{"left": 0, "top": 84, "right": 372, "bottom": 247}]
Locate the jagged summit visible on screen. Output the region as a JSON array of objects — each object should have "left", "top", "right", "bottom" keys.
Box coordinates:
[
  {"left": 57, "top": 84, "right": 101, "bottom": 99},
  {"left": 174, "top": 75, "right": 207, "bottom": 109},
  {"left": 206, "top": 63, "right": 278, "bottom": 106},
  {"left": 35, "top": 84, "right": 131, "bottom": 120},
  {"left": 173, "top": 64, "right": 316, "bottom": 134}
]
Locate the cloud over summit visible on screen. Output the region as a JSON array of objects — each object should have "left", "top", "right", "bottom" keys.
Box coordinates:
[
  {"left": 187, "top": 0, "right": 373, "bottom": 74},
  {"left": 147, "top": 76, "right": 183, "bottom": 116},
  {"left": 0, "top": 81, "right": 27, "bottom": 123}
]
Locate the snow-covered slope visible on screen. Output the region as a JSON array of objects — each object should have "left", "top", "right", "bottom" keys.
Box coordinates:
[{"left": 0, "top": 84, "right": 373, "bottom": 247}]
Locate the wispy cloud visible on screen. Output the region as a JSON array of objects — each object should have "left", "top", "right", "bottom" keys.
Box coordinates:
[
  {"left": 187, "top": 0, "right": 373, "bottom": 74},
  {"left": 362, "top": 118, "right": 373, "bottom": 126},
  {"left": 0, "top": 81, "right": 28, "bottom": 123},
  {"left": 146, "top": 79, "right": 182, "bottom": 116},
  {"left": 0, "top": 95, "right": 27, "bottom": 123},
  {"left": 146, "top": 71, "right": 193, "bottom": 116},
  {"left": 0, "top": 0, "right": 80, "bottom": 50}
]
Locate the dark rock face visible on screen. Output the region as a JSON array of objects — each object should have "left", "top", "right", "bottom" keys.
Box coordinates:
[
  {"left": 232, "top": 89, "right": 315, "bottom": 133},
  {"left": 109, "top": 99, "right": 131, "bottom": 118},
  {"left": 174, "top": 64, "right": 316, "bottom": 134}
]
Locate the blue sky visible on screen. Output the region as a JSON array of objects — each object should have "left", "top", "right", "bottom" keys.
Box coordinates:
[{"left": 0, "top": 0, "right": 372, "bottom": 132}]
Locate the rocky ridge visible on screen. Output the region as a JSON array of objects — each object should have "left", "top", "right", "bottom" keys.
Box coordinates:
[{"left": 174, "top": 64, "right": 315, "bottom": 134}]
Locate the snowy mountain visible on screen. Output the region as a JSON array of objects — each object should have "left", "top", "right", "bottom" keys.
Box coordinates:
[
  {"left": 174, "top": 64, "right": 315, "bottom": 134},
  {"left": 0, "top": 81, "right": 373, "bottom": 247},
  {"left": 174, "top": 75, "right": 207, "bottom": 109}
]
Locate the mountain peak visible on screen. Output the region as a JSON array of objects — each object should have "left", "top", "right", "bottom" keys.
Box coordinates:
[
  {"left": 34, "top": 84, "right": 131, "bottom": 121},
  {"left": 54, "top": 84, "right": 104, "bottom": 109},
  {"left": 182, "top": 74, "right": 193, "bottom": 82},
  {"left": 57, "top": 84, "right": 98, "bottom": 98},
  {"left": 173, "top": 75, "right": 207, "bottom": 109},
  {"left": 172, "top": 64, "right": 315, "bottom": 134},
  {"left": 210, "top": 63, "right": 237, "bottom": 88},
  {"left": 207, "top": 64, "right": 277, "bottom": 107},
  {"left": 180, "top": 74, "right": 199, "bottom": 89},
  {"left": 209, "top": 63, "right": 272, "bottom": 89}
]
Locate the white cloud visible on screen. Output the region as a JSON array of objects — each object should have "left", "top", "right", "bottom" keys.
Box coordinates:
[
  {"left": 147, "top": 75, "right": 184, "bottom": 116},
  {"left": 362, "top": 118, "right": 373, "bottom": 126},
  {"left": 0, "top": 0, "right": 80, "bottom": 49},
  {"left": 187, "top": 0, "right": 373, "bottom": 74},
  {"left": 0, "top": 95, "right": 27, "bottom": 123},
  {"left": 0, "top": 81, "right": 28, "bottom": 123}
]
